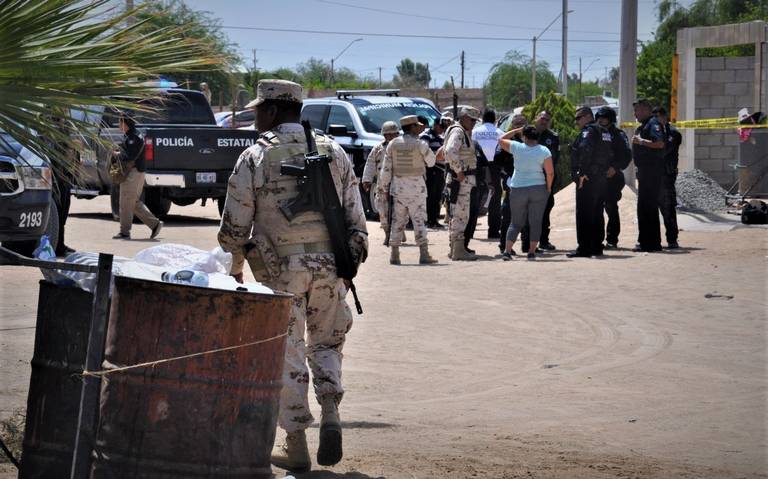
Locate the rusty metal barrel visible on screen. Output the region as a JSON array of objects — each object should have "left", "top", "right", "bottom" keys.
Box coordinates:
[
  {"left": 90, "top": 276, "right": 291, "bottom": 478},
  {"left": 20, "top": 281, "right": 97, "bottom": 478}
]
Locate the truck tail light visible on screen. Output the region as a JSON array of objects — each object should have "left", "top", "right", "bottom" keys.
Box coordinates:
[{"left": 144, "top": 137, "right": 154, "bottom": 162}]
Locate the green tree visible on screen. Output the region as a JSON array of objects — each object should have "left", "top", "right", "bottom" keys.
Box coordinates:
[
  {"left": 393, "top": 58, "right": 431, "bottom": 88},
  {"left": 134, "top": 0, "right": 240, "bottom": 107},
  {"left": 0, "top": 0, "right": 225, "bottom": 177},
  {"left": 637, "top": 40, "right": 676, "bottom": 111},
  {"left": 522, "top": 92, "right": 577, "bottom": 192},
  {"left": 484, "top": 51, "right": 557, "bottom": 110}
]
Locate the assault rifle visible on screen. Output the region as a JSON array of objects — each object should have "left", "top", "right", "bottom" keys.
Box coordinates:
[{"left": 279, "top": 121, "right": 364, "bottom": 314}]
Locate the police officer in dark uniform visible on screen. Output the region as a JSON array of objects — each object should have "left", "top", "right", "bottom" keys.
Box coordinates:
[
  {"left": 654, "top": 107, "right": 682, "bottom": 249},
  {"left": 421, "top": 117, "right": 450, "bottom": 228},
  {"left": 602, "top": 108, "right": 632, "bottom": 249},
  {"left": 567, "top": 106, "right": 617, "bottom": 257},
  {"left": 522, "top": 110, "right": 559, "bottom": 252},
  {"left": 631, "top": 99, "right": 666, "bottom": 252}
]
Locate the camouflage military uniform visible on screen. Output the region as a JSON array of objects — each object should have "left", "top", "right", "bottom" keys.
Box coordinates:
[
  {"left": 378, "top": 133, "right": 435, "bottom": 247},
  {"left": 361, "top": 140, "right": 390, "bottom": 232},
  {"left": 218, "top": 122, "right": 368, "bottom": 434},
  {"left": 444, "top": 124, "right": 477, "bottom": 244}
]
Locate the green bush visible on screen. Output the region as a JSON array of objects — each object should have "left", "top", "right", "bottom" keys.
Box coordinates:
[{"left": 521, "top": 92, "right": 577, "bottom": 193}]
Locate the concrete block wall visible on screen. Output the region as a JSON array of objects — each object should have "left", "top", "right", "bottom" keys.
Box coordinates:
[{"left": 694, "top": 56, "right": 755, "bottom": 187}]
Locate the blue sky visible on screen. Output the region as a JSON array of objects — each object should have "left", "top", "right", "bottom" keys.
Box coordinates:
[{"left": 180, "top": 0, "right": 693, "bottom": 87}]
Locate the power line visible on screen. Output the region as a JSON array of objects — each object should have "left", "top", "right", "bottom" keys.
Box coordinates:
[
  {"left": 220, "top": 25, "right": 621, "bottom": 43},
  {"left": 316, "top": 0, "right": 622, "bottom": 35}
]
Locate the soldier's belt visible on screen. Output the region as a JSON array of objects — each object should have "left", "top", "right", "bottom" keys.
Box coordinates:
[{"left": 275, "top": 240, "right": 334, "bottom": 257}]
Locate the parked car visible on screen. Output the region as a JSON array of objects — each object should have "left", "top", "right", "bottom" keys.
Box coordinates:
[
  {"left": 0, "top": 129, "right": 58, "bottom": 255},
  {"left": 73, "top": 88, "right": 258, "bottom": 218},
  {"left": 300, "top": 89, "right": 441, "bottom": 218}
]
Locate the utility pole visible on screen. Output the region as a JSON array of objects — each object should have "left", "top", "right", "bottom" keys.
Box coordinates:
[
  {"left": 619, "top": 0, "right": 638, "bottom": 187},
  {"left": 460, "top": 51, "right": 465, "bottom": 89},
  {"left": 562, "top": 0, "right": 569, "bottom": 97},
  {"left": 252, "top": 49, "right": 257, "bottom": 72},
  {"left": 125, "top": 0, "right": 135, "bottom": 25},
  {"left": 378, "top": 67, "right": 382, "bottom": 88},
  {"left": 579, "top": 57, "right": 582, "bottom": 104},
  {"left": 532, "top": 36, "right": 537, "bottom": 101}
]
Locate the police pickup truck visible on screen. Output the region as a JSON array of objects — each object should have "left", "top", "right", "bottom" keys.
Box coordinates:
[{"left": 74, "top": 87, "right": 257, "bottom": 218}]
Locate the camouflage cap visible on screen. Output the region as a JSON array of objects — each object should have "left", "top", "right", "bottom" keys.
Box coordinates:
[
  {"left": 245, "top": 79, "right": 303, "bottom": 108},
  {"left": 458, "top": 106, "right": 481, "bottom": 121},
  {"left": 400, "top": 115, "right": 424, "bottom": 127},
  {"left": 381, "top": 121, "right": 399, "bottom": 135}
]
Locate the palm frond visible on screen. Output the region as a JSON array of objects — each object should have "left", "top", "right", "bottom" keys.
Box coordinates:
[{"left": 0, "top": 0, "right": 229, "bottom": 180}]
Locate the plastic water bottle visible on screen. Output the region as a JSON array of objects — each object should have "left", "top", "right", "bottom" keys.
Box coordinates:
[{"left": 161, "top": 270, "right": 209, "bottom": 287}]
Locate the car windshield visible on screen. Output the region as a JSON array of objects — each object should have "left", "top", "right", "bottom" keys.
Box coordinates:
[
  {"left": 353, "top": 101, "right": 440, "bottom": 134},
  {"left": 103, "top": 91, "right": 215, "bottom": 126}
]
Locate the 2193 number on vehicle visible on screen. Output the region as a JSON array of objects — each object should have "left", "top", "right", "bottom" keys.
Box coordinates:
[{"left": 19, "top": 211, "right": 43, "bottom": 228}]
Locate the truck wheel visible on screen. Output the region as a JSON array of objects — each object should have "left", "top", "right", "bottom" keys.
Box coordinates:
[
  {"left": 3, "top": 201, "right": 59, "bottom": 257},
  {"left": 143, "top": 189, "right": 172, "bottom": 219},
  {"left": 110, "top": 185, "right": 120, "bottom": 221},
  {"left": 360, "top": 184, "right": 380, "bottom": 221}
]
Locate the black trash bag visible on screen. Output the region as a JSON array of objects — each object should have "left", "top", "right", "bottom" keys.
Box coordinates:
[{"left": 741, "top": 200, "right": 768, "bottom": 225}]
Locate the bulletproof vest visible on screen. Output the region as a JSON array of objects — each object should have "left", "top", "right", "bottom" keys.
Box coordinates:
[
  {"left": 592, "top": 126, "right": 615, "bottom": 169},
  {"left": 390, "top": 134, "right": 426, "bottom": 177},
  {"left": 254, "top": 130, "right": 335, "bottom": 256},
  {"left": 445, "top": 124, "right": 477, "bottom": 170}
]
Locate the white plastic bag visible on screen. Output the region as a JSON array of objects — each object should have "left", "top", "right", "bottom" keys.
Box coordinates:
[{"left": 133, "top": 243, "right": 233, "bottom": 274}]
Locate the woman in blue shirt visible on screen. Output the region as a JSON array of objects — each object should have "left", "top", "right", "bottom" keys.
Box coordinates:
[{"left": 498, "top": 126, "right": 554, "bottom": 260}]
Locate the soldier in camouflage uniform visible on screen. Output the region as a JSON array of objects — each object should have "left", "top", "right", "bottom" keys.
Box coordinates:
[
  {"left": 441, "top": 106, "right": 480, "bottom": 261},
  {"left": 362, "top": 121, "right": 399, "bottom": 245},
  {"left": 218, "top": 80, "right": 368, "bottom": 473},
  {"left": 378, "top": 115, "right": 437, "bottom": 265}
]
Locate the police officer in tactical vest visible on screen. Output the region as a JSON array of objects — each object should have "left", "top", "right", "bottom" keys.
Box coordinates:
[
  {"left": 441, "top": 106, "right": 481, "bottom": 261},
  {"left": 602, "top": 108, "right": 632, "bottom": 249},
  {"left": 654, "top": 106, "right": 682, "bottom": 249},
  {"left": 631, "top": 98, "right": 666, "bottom": 252},
  {"left": 379, "top": 115, "right": 438, "bottom": 265},
  {"left": 218, "top": 79, "right": 368, "bottom": 473},
  {"left": 568, "top": 106, "right": 625, "bottom": 257}
]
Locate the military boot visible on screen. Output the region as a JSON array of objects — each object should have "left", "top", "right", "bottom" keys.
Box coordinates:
[
  {"left": 270, "top": 430, "right": 311, "bottom": 473},
  {"left": 389, "top": 246, "right": 401, "bottom": 265},
  {"left": 419, "top": 244, "right": 438, "bottom": 264},
  {"left": 447, "top": 241, "right": 454, "bottom": 259},
  {"left": 383, "top": 229, "right": 390, "bottom": 246},
  {"left": 451, "top": 239, "right": 477, "bottom": 261},
  {"left": 317, "top": 396, "right": 343, "bottom": 466}
]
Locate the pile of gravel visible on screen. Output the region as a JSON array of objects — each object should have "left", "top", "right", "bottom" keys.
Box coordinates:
[{"left": 675, "top": 169, "right": 728, "bottom": 212}]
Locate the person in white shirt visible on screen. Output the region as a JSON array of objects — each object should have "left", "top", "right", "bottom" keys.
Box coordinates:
[{"left": 472, "top": 109, "right": 504, "bottom": 238}]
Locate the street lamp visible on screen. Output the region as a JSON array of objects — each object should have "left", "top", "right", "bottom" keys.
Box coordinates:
[
  {"left": 578, "top": 57, "right": 600, "bottom": 104},
  {"left": 531, "top": 10, "right": 573, "bottom": 101},
  {"left": 330, "top": 38, "right": 363, "bottom": 87}
]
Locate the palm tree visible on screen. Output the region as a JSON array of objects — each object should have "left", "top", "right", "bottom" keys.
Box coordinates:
[{"left": 0, "top": 0, "right": 228, "bottom": 177}]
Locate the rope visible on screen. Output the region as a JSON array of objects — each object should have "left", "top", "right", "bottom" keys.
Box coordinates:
[
  {"left": 81, "top": 332, "right": 288, "bottom": 378},
  {"left": 0, "top": 436, "right": 19, "bottom": 469}
]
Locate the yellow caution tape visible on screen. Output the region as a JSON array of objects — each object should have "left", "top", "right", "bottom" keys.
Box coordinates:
[{"left": 619, "top": 118, "right": 768, "bottom": 129}]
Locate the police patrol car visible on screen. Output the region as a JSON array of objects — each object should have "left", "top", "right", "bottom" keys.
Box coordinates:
[{"left": 300, "top": 90, "right": 441, "bottom": 218}]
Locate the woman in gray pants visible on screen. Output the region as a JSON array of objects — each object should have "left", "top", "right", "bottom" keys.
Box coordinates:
[{"left": 498, "top": 126, "right": 554, "bottom": 260}]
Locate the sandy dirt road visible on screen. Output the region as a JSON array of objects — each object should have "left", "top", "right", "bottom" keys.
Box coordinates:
[{"left": 1, "top": 188, "right": 766, "bottom": 479}]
